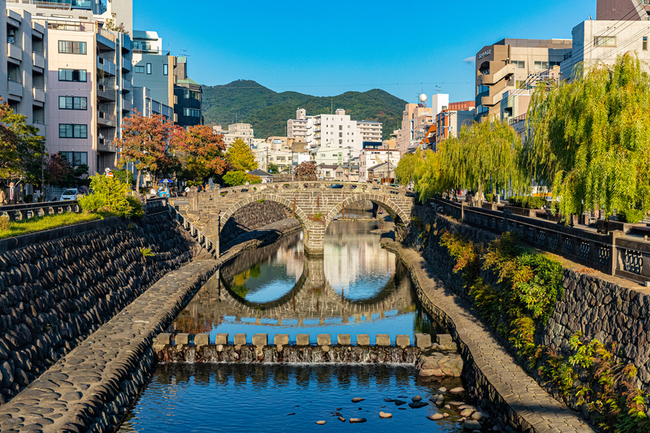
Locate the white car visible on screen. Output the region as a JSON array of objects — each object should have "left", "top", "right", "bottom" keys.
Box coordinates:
[{"left": 59, "top": 188, "right": 78, "bottom": 201}]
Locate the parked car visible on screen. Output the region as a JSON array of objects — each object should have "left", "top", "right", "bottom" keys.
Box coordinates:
[
  {"left": 330, "top": 184, "right": 344, "bottom": 189},
  {"left": 59, "top": 188, "right": 78, "bottom": 201}
]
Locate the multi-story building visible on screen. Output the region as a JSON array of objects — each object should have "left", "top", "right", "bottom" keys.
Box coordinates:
[
  {"left": 475, "top": 38, "right": 572, "bottom": 121},
  {"left": 359, "top": 147, "right": 400, "bottom": 182},
  {"left": 173, "top": 56, "right": 202, "bottom": 127},
  {"left": 1, "top": 2, "right": 47, "bottom": 128},
  {"left": 434, "top": 106, "right": 476, "bottom": 150},
  {"left": 357, "top": 120, "right": 382, "bottom": 143},
  {"left": 396, "top": 102, "right": 432, "bottom": 156},
  {"left": 221, "top": 122, "right": 254, "bottom": 146},
  {"left": 132, "top": 86, "right": 173, "bottom": 120},
  {"left": 45, "top": 20, "right": 132, "bottom": 174},
  {"left": 287, "top": 108, "right": 309, "bottom": 141},
  {"left": 131, "top": 30, "right": 174, "bottom": 119},
  {"left": 597, "top": 0, "right": 650, "bottom": 20},
  {"left": 561, "top": 20, "right": 650, "bottom": 80}
]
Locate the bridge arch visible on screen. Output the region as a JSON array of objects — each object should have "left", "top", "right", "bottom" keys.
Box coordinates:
[{"left": 323, "top": 194, "right": 410, "bottom": 227}]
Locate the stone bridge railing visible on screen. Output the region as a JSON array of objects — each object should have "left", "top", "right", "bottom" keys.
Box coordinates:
[
  {"left": 173, "top": 181, "right": 415, "bottom": 256},
  {"left": 433, "top": 198, "right": 650, "bottom": 285}
]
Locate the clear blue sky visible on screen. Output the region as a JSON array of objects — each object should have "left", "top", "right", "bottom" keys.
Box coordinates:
[{"left": 134, "top": 0, "right": 597, "bottom": 104}]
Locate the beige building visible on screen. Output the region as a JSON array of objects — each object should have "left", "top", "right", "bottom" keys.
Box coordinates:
[
  {"left": 357, "top": 120, "right": 382, "bottom": 142},
  {"left": 396, "top": 103, "right": 432, "bottom": 156},
  {"left": 475, "top": 38, "right": 572, "bottom": 121}
]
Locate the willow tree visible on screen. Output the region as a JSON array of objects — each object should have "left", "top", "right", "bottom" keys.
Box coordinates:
[
  {"left": 413, "top": 149, "right": 442, "bottom": 202},
  {"left": 395, "top": 148, "right": 424, "bottom": 186},
  {"left": 525, "top": 53, "right": 650, "bottom": 219}
]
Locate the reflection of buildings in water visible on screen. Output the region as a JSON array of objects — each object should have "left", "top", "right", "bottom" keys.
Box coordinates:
[
  {"left": 271, "top": 234, "right": 304, "bottom": 282},
  {"left": 324, "top": 222, "right": 395, "bottom": 291}
]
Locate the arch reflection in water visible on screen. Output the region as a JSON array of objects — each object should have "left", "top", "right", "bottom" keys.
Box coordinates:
[{"left": 171, "top": 220, "right": 441, "bottom": 344}]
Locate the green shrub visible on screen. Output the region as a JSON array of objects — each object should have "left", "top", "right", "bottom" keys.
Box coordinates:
[
  {"left": 140, "top": 247, "right": 155, "bottom": 257},
  {"left": 80, "top": 174, "right": 132, "bottom": 217},
  {"left": 508, "top": 196, "right": 548, "bottom": 209},
  {"left": 0, "top": 215, "right": 9, "bottom": 231},
  {"left": 126, "top": 195, "right": 144, "bottom": 219},
  {"left": 79, "top": 193, "right": 105, "bottom": 213},
  {"left": 223, "top": 171, "right": 249, "bottom": 186},
  {"left": 486, "top": 193, "right": 494, "bottom": 203},
  {"left": 618, "top": 209, "right": 645, "bottom": 224}
]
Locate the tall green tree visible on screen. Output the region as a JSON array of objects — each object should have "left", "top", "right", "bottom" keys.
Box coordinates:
[
  {"left": 227, "top": 138, "right": 258, "bottom": 171},
  {"left": 0, "top": 100, "right": 45, "bottom": 186},
  {"left": 395, "top": 148, "right": 424, "bottom": 186},
  {"left": 525, "top": 53, "right": 650, "bottom": 218}
]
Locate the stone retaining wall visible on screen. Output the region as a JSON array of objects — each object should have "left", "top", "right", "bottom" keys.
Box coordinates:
[
  {"left": 0, "top": 213, "right": 200, "bottom": 404},
  {"left": 220, "top": 201, "right": 292, "bottom": 250},
  {"left": 407, "top": 206, "right": 650, "bottom": 391}
]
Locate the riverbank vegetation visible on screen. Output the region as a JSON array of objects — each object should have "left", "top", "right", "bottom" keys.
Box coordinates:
[
  {"left": 439, "top": 230, "right": 649, "bottom": 432},
  {"left": 397, "top": 54, "right": 650, "bottom": 222}
]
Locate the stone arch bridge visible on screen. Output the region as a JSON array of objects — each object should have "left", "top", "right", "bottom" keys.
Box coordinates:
[{"left": 170, "top": 181, "right": 415, "bottom": 255}]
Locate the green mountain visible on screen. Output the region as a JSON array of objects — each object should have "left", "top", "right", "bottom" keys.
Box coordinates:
[{"left": 201, "top": 80, "right": 406, "bottom": 140}]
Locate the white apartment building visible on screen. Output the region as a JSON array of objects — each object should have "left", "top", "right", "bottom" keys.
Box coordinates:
[
  {"left": 561, "top": 20, "right": 650, "bottom": 80},
  {"left": 359, "top": 148, "right": 400, "bottom": 182},
  {"left": 1, "top": 2, "right": 47, "bottom": 129},
  {"left": 224, "top": 122, "right": 254, "bottom": 146},
  {"left": 313, "top": 146, "right": 357, "bottom": 167},
  {"left": 287, "top": 108, "right": 382, "bottom": 152}
]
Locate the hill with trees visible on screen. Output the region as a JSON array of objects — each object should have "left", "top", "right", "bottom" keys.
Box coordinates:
[{"left": 201, "top": 80, "right": 407, "bottom": 140}]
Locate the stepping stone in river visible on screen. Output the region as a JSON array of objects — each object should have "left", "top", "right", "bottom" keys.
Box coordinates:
[
  {"left": 428, "top": 413, "right": 444, "bottom": 421},
  {"left": 394, "top": 400, "right": 406, "bottom": 406},
  {"left": 384, "top": 398, "right": 395, "bottom": 402},
  {"left": 350, "top": 418, "right": 367, "bottom": 423},
  {"left": 316, "top": 421, "right": 326, "bottom": 425},
  {"left": 412, "top": 395, "right": 422, "bottom": 402},
  {"left": 379, "top": 411, "right": 392, "bottom": 419},
  {"left": 351, "top": 397, "right": 365, "bottom": 403},
  {"left": 409, "top": 401, "right": 428, "bottom": 409},
  {"left": 450, "top": 387, "right": 465, "bottom": 395}
]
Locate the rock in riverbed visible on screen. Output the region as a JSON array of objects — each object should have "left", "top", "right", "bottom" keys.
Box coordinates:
[
  {"left": 351, "top": 397, "right": 365, "bottom": 403},
  {"left": 409, "top": 401, "right": 428, "bottom": 409},
  {"left": 316, "top": 420, "right": 326, "bottom": 425},
  {"left": 350, "top": 418, "right": 367, "bottom": 423},
  {"left": 379, "top": 411, "right": 392, "bottom": 419},
  {"left": 428, "top": 414, "right": 444, "bottom": 421}
]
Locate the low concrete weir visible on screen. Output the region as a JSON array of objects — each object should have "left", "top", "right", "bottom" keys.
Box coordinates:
[{"left": 153, "top": 333, "right": 462, "bottom": 368}]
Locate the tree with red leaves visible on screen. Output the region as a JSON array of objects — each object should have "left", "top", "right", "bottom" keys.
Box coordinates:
[
  {"left": 44, "top": 153, "right": 73, "bottom": 187},
  {"left": 295, "top": 161, "right": 317, "bottom": 181},
  {"left": 115, "top": 110, "right": 180, "bottom": 193},
  {"left": 173, "top": 125, "right": 228, "bottom": 183}
]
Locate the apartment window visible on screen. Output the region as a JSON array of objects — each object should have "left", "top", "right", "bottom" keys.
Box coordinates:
[
  {"left": 59, "top": 124, "right": 88, "bottom": 138},
  {"left": 183, "top": 108, "right": 200, "bottom": 117},
  {"left": 58, "top": 41, "right": 87, "bottom": 54},
  {"left": 60, "top": 151, "right": 87, "bottom": 166},
  {"left": 134, "top": 65, "right": 145, "bottom": 73},
  {"left": 163, "top": 64, "right": 168, "bottom": 75},
  {"left": 644, "top": 36, "right": 648, "bottom": 51},
  {"left": 594, "top": 36, "right": 616, "bottom": 47},
  {"left": 511, "top": 60, "right": 525, "bottom": 69},
  {"left": 146, "top": 63, "right": 152, "bottom": 74},
  {"left": 59, "top": 96, "right": 87, "bottom": 110},
  {"left": 339, "top": 140, "right": 342, "bottom": 144},
  {"left": 339, "top": 125, "right": 342, "bottom": 130},
  {"left": 183, "top": 89, "right": 199, "bottom": 100},
  {"left": 58, "top": 69, "right": 87, "bottom": 82},
  {"left": 7, "top": 28, "right": 16, "bottom": 45},
  {"left": 534, "top": 61, "right": 549, "bottom": 70},
  {"left": 339, "top": 132, "right": 342, "bottom": 137}
]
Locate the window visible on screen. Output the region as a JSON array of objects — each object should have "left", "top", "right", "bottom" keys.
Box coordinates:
[
  {"left": 59, "top": 96, "right": 87, "bottom": 110},
  {"left": 60, "top": 151, "right": 87, "bottom": 166},
  {"left": 594, "top": 36, "right": 616, "bottom": 47},
  {"left": 512, "top": 60, "right": 525, "bottom": 69},
  {"left": 135, "top": 65, "right": 145, "bottom": 73},
  {"left": 146, "top": 63, "right": 152, "bottom": 74},
  {"left": 183, "top": 89, "right": 200, "bottom": 100},
  {"left": 58, "top": 41, "right": 87, "bottom": 54},
  {"left": 183, "top": 108, "right": 200, "bottom": 117},
  {"left": 339, "top": 132, "right": 342, "bottom": 137},
  {"left": 534, "top": 61, "right": 549, "bottom": 70},
  {"left": 339, "top": 125, "right": 342, "bottom": 130},
  {"left": 339, "top": 140, "right": 342, "bottom": 144},
  {"left": 58, "top": 69, "right": 87, "bottom": 82},
  {"left": 59, "top": 124, "right": 87, "bottom": 138},
  {"left": 644, "top": 36, "right": 648, "bottom": 51},
  {"left": 163, "top": 64, "right": 168, "bottom": 75}
]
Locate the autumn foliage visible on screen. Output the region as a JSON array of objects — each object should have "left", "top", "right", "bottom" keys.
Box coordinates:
[{"left": 173, "top": 125, "right": 228, "bottom": 182}]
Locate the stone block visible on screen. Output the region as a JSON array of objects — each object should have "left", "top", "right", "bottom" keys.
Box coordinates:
[
  {"left": 296, "top": 334, "right": 310, "bottom": 346},
  {"left": 252, "top": 333, "right": 268, "bottom": 347},
  {"left": 357, "top": 334, "right": 370, "bottom": 346},
  {"left": 194, "top": 334, "right": 210, "bottom": 348},
  {"left": 214, "top": 333, "right": 229, "bottom": 345},
  {"left": 274, "top": 334, "right": 289, "bottom": 346},
  {"left": 175, "top": 333, "right": 190, "bottom": 346},
  {"left": 317, "top": 334, "right": 331, "bottom": 346},
  {"left": 415, "top": 333, "right": 432, "bottom": 349},
  {"left": 395, "top": 335, "right": 410, "bottom": 348},
  {"left": 376, "top": 334, "right": 391, "bottom": 346},
  {"left": 436, "top": 334, "right": 456, "bottom": 350},
  {"left": 234, "top": 333, "right": 247, "bottom": 346},
  {"left": 155, "top": 333, "right": 171, "bottom": 346},
  {"left": 337, "top": 334, "right": 351, "bottom": 345}
]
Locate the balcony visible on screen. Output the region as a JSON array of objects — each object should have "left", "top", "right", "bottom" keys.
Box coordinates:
[
  {"left": 96, "top": 31, "right": 116, "bottom": 51},
  {"left": 122, "top": 98, "right": 132, "bottom": 113},
  {"left": 478, "top": 63, "right": 514, "bottom": 86},
  {"left": 7, "top": 43, "right": 22, "bottom": 62},
  {"left": 121, "top": 79, "right": 132, "bottom": 93},
  {"left": 8, "top": 80, "right": 22, "bottom": 98},
  {"left": 97, "top": 58, "right": 116, "bottom": 76},
  {"left": 32, "top": 87, "right": 45, "bottom": 103},
  {"left": 98, "top": 110, "right": 116, "bottom": 127},
  {"left": 121, "top": 60, "right": 131, "bottom": 73},
  {"left": 97, "top": 84, "right": 116, "bottom": 101},
  {"left": 32, "top": 51, "right": 45, "bottom": 70},
  {"left": 97, "top": 139, "right": 117, "bottom": 154}
]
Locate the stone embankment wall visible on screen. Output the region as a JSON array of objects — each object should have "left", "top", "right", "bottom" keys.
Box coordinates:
[
  {"left": 0, "top": 213, "right": 200, "bottom": 404},
  {"left": 405, "top": 205, "right": 650, "bottom": 397},
  {"left": 220, "top": 201, "right": 292, "bottom": 250}
]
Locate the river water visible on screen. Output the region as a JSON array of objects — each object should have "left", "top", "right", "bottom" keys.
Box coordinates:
[{"left": 119, "top": 219, "right": 466, "bottom": 432}]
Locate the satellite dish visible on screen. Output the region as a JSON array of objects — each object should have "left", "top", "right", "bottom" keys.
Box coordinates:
[{"left": 419, "top": 93, "right": 428, "bottom": 103}]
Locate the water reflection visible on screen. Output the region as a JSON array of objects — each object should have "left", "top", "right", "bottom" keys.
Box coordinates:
[
  {"left": 171, "top": 220, "right": 442, "bottom": 343},
  {"left": 119, "top": 364, "right": 464, "bottom": 433}
]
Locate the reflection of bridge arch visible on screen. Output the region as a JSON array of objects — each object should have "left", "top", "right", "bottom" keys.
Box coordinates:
[
  {"left": 217, "top": 255, "right": 414, "bottom": 324},
  {"left": 171, "top": 181, "right": 414, "bottom": 256}
]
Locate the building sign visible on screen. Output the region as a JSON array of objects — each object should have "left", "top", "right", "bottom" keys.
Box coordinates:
[{"left": 478, "top": 49, "right": 492, "bottom": 60}]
